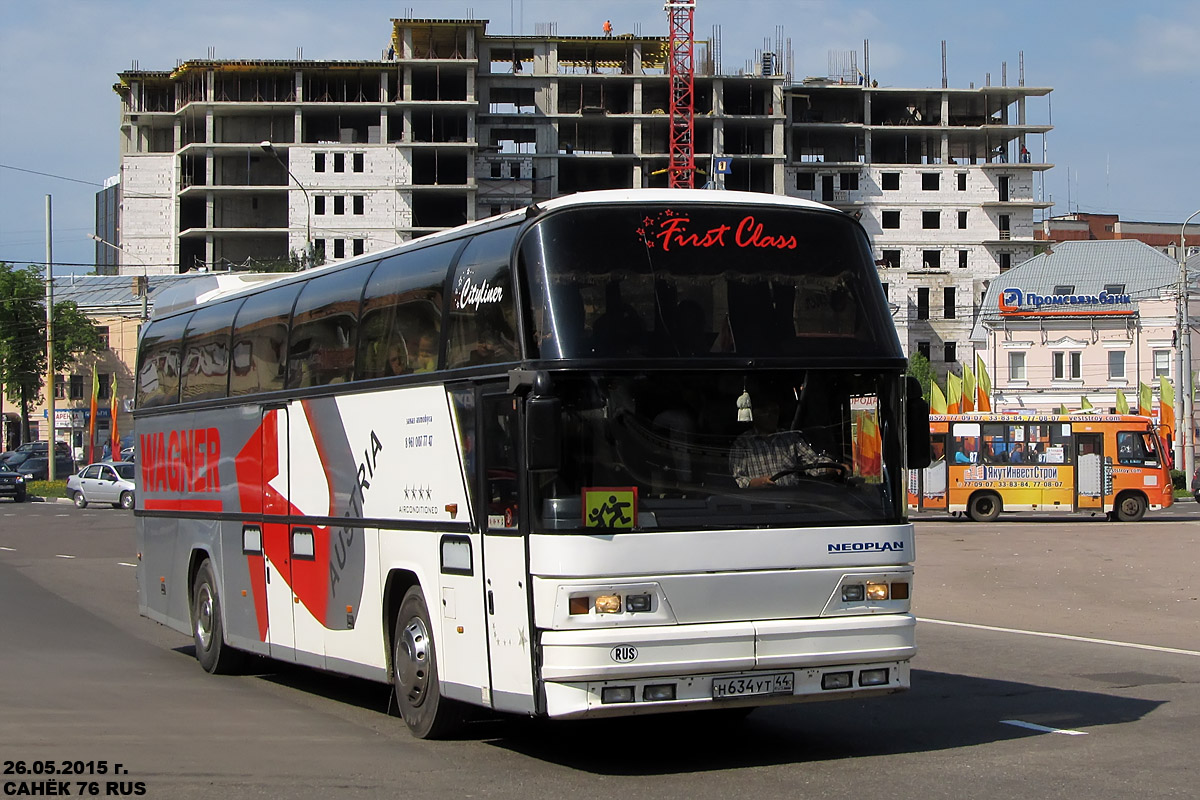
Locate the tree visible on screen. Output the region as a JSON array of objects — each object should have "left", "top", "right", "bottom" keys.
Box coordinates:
[
  {"left": 906, "top": 351, "right": 937, "bottom": 403},
  {"left": 0, "top": 263, "right": 104, "bottom": 444}
]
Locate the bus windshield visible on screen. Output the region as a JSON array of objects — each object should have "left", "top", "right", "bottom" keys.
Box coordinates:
[
  {"left": 520, "top": 203, "right": 902, "bottom": 362},
  {"left": 528, "top": 368, "right": 906, "bottom": 532}
]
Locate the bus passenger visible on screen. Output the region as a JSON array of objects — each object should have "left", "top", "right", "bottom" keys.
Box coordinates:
[
  {"left": 385, "top": 341, "right": 410, "bottom": 376},
  {"left": 412, "top": 331, "right": 438, "bottom": 373},
  {"left": 1008, "top": 441, "right": 1027, "bottom": 463}
]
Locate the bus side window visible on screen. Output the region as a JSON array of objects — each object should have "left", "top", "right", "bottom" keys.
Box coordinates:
[
  {"left": 230, "top": 284, "right": 300, "bottom": 397},
  {"left": 286, "top": 262, "right": 374, "bottom": 389},
  {"left": 1116, "top": 431, "right": 1155, "bottom": 466},
  {"left": 137, "top": 313, "right": 191, "bottom": 409},
  {"left": 929, "top": 436, "right": 946, "bottom": 462},
  {"left": 447, "top": 228, "right": 519, "bottom": 369},
  {"left": 180, "top": 300, "right": 239, "bottom": 402},
  {"left": 357, "top": 244, "right": 456, "bottom": 379}
]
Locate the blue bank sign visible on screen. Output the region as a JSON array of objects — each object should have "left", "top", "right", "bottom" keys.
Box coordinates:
[{"left": 999, "top": 287, "right": 1133, "bottom": 315}]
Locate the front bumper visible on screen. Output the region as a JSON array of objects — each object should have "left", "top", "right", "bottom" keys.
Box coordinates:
[{"left": 539, "top": 614, "right": 915, "bottom": 718}]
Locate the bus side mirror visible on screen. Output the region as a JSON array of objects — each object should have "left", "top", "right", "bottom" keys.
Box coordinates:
[
  {"left": 906, "top": 376, "right": 931, "bottom": 469},
  {"left": 526, "top": 396, "right": 561, "bottom": 472}
]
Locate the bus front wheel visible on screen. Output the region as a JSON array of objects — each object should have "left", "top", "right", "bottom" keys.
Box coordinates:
[
  {"left": 1113, "top": 493, "right": 1147, "bottom": 522},
  {"left": 190, "top": 559, "right": 246, "bottom": 674},
  {"left": 967, "top": 492, "right": 1002, "bottom": 523},
  {"left": 392, "top": 587, "right": 463, "bottom": 739}
]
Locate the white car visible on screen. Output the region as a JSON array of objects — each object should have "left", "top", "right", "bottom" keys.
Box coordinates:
[{"left": 66, "top": 461, "right": 137, "bottom": 509}]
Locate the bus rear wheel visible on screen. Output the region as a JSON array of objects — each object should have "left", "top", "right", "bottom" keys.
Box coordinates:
[
  {"left": 967, "top": 492, "right": 1002, "bottom": 523},
  {"left": 190, "top": 559, "right": 246, "bottom": 674},
  {"left": 1113, "top": 493, "right": 1147, "bottom": 522},
  {"left": 392, "top": 587, "right": 463, "bottom": 739}
]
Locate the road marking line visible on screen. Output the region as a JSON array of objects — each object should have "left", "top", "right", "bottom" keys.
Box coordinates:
[
  {"left": 54, "top": 554, "right": 76, "bottom": 559},
  {"left": 1001, "top": 719, "right": 1088, "bottom": 736},
  {"left": 0, "top": 546, "right": 14, "bottom": 551},
  {"left": 919, "top": 617, "right": 1200, "bottom": 658},
  {"left": 118, "top": 562, "right": 137, "bottom": 568}
]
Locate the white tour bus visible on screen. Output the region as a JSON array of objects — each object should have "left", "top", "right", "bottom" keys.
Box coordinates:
[{"left": 134, "top": 189, "right": 928, "bottom": 738}]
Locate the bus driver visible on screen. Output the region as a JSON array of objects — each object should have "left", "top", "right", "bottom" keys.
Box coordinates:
[{"left": 729, "top": 398, "right": 831, "bottom": 488}]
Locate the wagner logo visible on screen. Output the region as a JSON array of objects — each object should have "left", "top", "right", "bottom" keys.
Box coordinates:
[
  {"left": 999, "top": 288, "right": 1023, "bottom": 314},
  {"left": 828, "top": 541, "right": 906, "bottom": 553},
  {"left": 139, "top": 427, "right": 221, "bottom": 493}
]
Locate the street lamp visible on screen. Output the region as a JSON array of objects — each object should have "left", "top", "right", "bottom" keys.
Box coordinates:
[
  {"left": 260, "top": 141, "right": 313, "bottom": 269},
  {"left": 1178, "top": 209, "right": 1200, "bottom": 484},
  {"left": 88, "top": 234, "right": 148, "bottom": 320}
]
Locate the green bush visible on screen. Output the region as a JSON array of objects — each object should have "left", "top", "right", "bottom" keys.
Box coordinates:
[
  {"left": 28, "top": 480, "right": 67, "bottom": 499},
  {"left": 1170, "top": 469, "right": 1186, "bottom": 492}
]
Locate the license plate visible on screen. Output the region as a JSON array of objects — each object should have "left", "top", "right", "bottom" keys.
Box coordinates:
[{"left": 712, "top": 672, "right": 794, "bottom": 699}]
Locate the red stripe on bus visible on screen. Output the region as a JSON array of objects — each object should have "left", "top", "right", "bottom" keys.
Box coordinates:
[{"left": 143, "top": 499, "right": 224, "bottom": 512}]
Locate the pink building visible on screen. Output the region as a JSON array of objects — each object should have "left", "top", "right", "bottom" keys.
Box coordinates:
[{"left": 975, "top": 241, "right": 1198, "bottom": 452}]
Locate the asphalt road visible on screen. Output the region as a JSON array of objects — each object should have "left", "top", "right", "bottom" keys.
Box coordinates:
[{"left": 1, "top": 499, "right": 1197, "bottom": 799}]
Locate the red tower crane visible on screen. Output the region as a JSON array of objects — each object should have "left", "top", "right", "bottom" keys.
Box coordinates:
[{"left": 665, "top": 0, "right": 697, "bottom": 189}]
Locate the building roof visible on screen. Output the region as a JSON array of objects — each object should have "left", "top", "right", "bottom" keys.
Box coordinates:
[
  {"left": 973, "top": 239, "right": 1186, "bottom": 339},
  {"left": 49, "top": 273, "right": 268, "bottom": 316}
]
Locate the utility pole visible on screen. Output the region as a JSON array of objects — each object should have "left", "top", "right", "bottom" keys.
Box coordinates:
[
  {"left": 45, "top": 195, "right": 56, "bottom": 481},
  {"left": 1179, "top": 210, "right": 1199, "bottom": 483},
  {"left": 261, "top": 141, "right": 313, "bottom": 268}
]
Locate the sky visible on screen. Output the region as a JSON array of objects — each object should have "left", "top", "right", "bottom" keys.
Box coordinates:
[{"left": 1, "top": 0, "right": 1198, "bottom": 274}]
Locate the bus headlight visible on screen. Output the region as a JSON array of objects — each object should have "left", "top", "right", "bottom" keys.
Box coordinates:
[
  {"left": 601, "top": 686, "right": 635, "bottom": 704},
  {"left": 859, "top": 668, "right": 890, "bottom": 686},
  {"left": 865, "top": 582, "right": 889, "bottom": 601},
  {"left": 594, "top": 594, "right": 621, "bottom": 614}
]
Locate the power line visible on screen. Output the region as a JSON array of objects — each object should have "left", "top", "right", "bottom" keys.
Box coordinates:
[
  {"left": 0, "top": 258, "right": 181, "bottom": 268},
  {"left": 0, "top": 163, "right": 104, "bottom": 188}
]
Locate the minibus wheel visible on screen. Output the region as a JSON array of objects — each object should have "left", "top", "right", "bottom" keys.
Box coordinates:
[
  {"left": 1113, "top": 493, "right": 1147, "bottom": 522},
  {"left": 967, "top": 492, "right": 1002, "bottom": 523}
]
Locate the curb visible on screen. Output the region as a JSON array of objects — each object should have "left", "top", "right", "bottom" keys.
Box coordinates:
[{"left": 29, "top": 496, "right": 74, "bottom": 505}]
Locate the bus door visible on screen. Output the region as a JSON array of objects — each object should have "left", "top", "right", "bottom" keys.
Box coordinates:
[
  {"left": 259, "top": 405, "right": 297, "bottom": 659},
  {"left": 440, "top": 386, "right": 492, "bottom": 706},
  {"left": 1075, "top": 433, "right": 1104, "bottom": 510},
  {"left": 919, "top": 432, "right": 949, "bottom": 511},
  {"left": 479, "top": 392, "right": 536, "bottom": 714}
]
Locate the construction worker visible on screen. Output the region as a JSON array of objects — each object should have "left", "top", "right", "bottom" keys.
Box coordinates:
[{"left": 603, "top": 19, "right": 613, "bottom": 37}]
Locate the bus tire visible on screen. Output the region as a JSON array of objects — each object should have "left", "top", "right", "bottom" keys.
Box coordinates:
[
  {"left": 190, "top": 559, "right": 245, "bottom": 674},
  {"left": 967, "top": 492, "right": 1002, "bottom": 523},
  {"left": 1113, "top": 493, "right": 1147, "bottom": 522},
  {"left": 392, "top": 586, "right": 462, "bottom": 739}
]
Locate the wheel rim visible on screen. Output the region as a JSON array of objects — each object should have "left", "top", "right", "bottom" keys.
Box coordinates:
[
  {"left": 195, "top": 584, "right": 215, "bottom": 651},
  {"left": 396, "top": 615, "right": 431, "bottom": 708},
  {"left": 74, "top": 493, "right": 85, "bottom": 507},
  {"left": 121, "top": 493, "right": 133, "bottom": 509}
]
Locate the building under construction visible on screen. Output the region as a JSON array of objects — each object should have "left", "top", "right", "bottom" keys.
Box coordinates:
[{"left": 111, "top": 14, "right": 1052, "bottom": 368}]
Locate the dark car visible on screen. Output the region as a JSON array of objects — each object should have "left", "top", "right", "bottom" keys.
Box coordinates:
[
  {"left": 0, "top": 440, "right": 71, "bottom": 467},
  {"left": 16, "top": 455, "right": 77, "bottom": 482},
  {"left": 0, "top": 464, "right": 27, "bottom": 502},
  {"left": 1193, "top": 467, "right": 1200, "bottom": 505}
]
